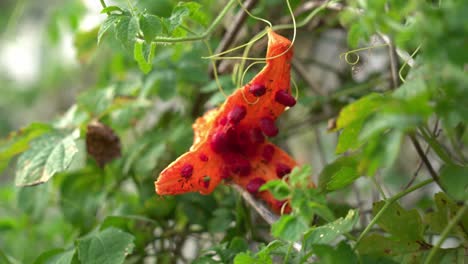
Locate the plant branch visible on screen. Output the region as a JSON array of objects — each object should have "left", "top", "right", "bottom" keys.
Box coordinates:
[
  {"left": 232, "top": 184, "right": 279, "bottom": 225},
  {"left": 409, "top": 134, "right": 445, "bottom": 192}
]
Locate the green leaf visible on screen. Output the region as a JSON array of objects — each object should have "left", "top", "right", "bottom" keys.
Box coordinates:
[
  {"left": 76, "top": 227, "right": 134, "bottom": 264},
  {"left": 304, "top": 210, "right": 358, "bottom": 248},
  {"left": 393, "top": 77, "right": 428, "bottom": 100},
  {"left": 143, "top": 70, "right": 177, "bottom": 100},
  {"left": 0, "top": 123, "right": 52, "bottom": 174},
  {"left": 336, "top": 119, "right": 364, "bottom": 153},
  {"left": 233, "top": 253, "right": 256, "bottom": 264},
  {"left": 15, "top": 130, "right": 79, "bottom": 186},
  {"left": 319, "top": 155, "right": 360, "bottom": 192},
  {"left": 33, "top": 248, "right": 75, "bottom": 264},
  {"left": 139, "top": 14, "right": 163, "bottom": 42},
  {"left": 291, "top": 189, "right": 335, "bottom": 222},
  {"left": 78, "top": 86, "right": 115, "bottom": 116},
  {"left": 133, "top": 41, "right": 155, "bottom": 74},
  {"left": 115, "top": 15, "right": 139, "bottom": 49},
  {"left": 347, "top": 23, "right": 363, "bottom": 48},
  {"left": 288, "top": 165, "right": 312, "bottom": 186},
  {"left": 356, "top": 233, "right": 422, "bottom": 256},
  {"left": 175, "top": 2, "right": 208, "bottom": 26},
  {"left": 17, "top": 183, "right": 49, "bottom": 221},
  {"left": 372, "top": 201, "right": 424, "bottom": 241},
  {"left": 425, "top": 192, "right": 468, "bottom": 238},
  {"left": 312, "top": 241, "right": 358, "bottom": 264},
  {"left": 335, "top": 93, "right": 385, "bottom": 130},
  {"left": 60, "top": 168, "right": 106, "bottom": 232},
  {"left": 259, "top": 180, "right": 290, "bottom": 200},
  {"left": 359, "top": 130, "right": 403, "bottom": 176},
  {"left": 168, "top": 6, "right": 189, "bottom": 31},
  {"left": 271, "top": 215, "right": 308, "bottom": 241},
  {"left": 98, "top": 15, "right": 119, "bottom": 44},
  {"left": 208, "top": 208, "right": 234, "bottom": 233},
  {"left": 439, "top": 164, "right": 468, "bottom": 201},
  {"left": 359, "top": 113, "right": 423, "bottom": 141}
]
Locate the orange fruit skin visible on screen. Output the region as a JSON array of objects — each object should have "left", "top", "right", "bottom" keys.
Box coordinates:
[{"left": 155, "top": 30, "right": 297, "bottom": 214}]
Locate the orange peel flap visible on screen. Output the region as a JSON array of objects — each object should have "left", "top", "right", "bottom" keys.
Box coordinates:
[{"left": 155, "top": 30, "right": 300, "bottom": 213}]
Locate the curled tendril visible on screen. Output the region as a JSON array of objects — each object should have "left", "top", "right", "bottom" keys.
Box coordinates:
[
  {"left": 399, "top": 44, "right": 421, "bottom": 83},
  {"left": 204, "top": 0, "right": 296, "bottom": 62},
  {"left": 339, "top": 44, "right": 389, "bottom": 66}
]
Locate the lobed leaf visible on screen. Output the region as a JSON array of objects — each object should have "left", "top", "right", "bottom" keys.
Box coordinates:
[
  {"left": 372, "top": 201, "right": 424, "bottom": 241},
  {"left": 76, "top": 227, "right": 134, "bottom": 264}
]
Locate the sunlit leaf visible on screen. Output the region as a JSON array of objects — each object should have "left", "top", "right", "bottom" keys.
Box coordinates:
[
  {"left": 115, "top": 15, "right": 139, "bottom": 49},
  {"left": 335, "top": 93, "right": 385, "bottom": 130},
  {"left": 272, "top": 215, "right": 308, "bottom": 241},
  {"left": 304, "top": 210, "right": 358, "bottom": 248},
  {"left": 15, "top": 130, "right": 79, "bottom": 186},
  {"left": 98, "top": 14, "right": 120, "bottom": 44},
  {"left": 0, "top": 123, "right": 52, "bottom": 174},
  {"left": 139, "top": 14, "right": 163, "bottom": 42}
]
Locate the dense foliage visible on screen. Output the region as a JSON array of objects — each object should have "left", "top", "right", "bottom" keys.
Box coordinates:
[{"left": 0, "top": 0, "right": 467, "bottom": 263}]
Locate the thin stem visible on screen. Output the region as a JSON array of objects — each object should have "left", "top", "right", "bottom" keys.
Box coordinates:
[
  {"left": 371, "top": 176, "right": 387, "bottom": 200},
  {"left": 354, "top": 179, "right": 434, "bottom": 249},
  {"left": 409, "top": 134, "right": 445, "bottom": 192},
  {"left": 423, "top": 203, "right": 468, "bottom": 264},
  {"left": 99, "top": 0, "right": 107, "bottom": 9},
  {"left": 149, "top": 0, "right": 237, "bottom": 43}
]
